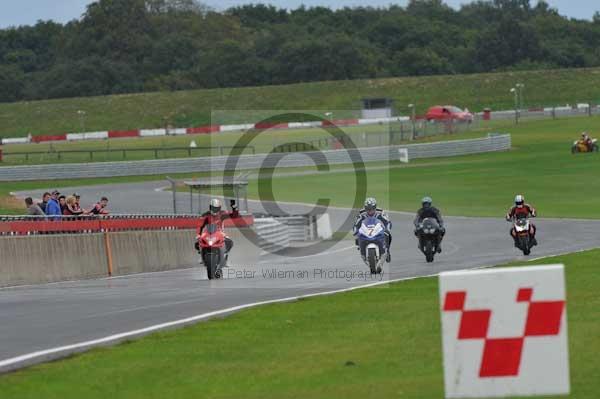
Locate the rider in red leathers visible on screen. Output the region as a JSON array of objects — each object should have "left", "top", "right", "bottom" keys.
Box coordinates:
[
  {"left": 506, "top": 194, "right": 537, "bottom": 247},
  {"left": 194, "top": 198, "right": 239, "bottom": 254}
]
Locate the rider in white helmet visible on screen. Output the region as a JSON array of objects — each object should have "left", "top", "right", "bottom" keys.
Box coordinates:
[
  {"left": 505, "top": 194, "right": 537, "bottom": 247},
  {"left": 194, "top": 198, "right": 239, "bottom": 255},
  {"left": 353, "top": 197, "right": 392, "bottom": 262}
]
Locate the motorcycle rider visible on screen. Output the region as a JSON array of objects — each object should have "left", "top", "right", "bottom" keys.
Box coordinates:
[
  {"left": 353, "top": 197, "right": 392, "bottom": 263},
  {"left": 413, "top": 196, "right": 446, "bottom": 253},
  {"left": 195, "top": 198, "right": 239, "bottom": 257},
  {"left": 505, "top": 194, "right": 537, "bottom": 247},
  {"left": 581, "top": 132, "right": 595, "bottom": 151}
]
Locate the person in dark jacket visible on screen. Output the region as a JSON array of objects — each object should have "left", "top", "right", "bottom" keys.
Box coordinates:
[
  {"left": 414, "top": 196, "right": 446, "bottom": 253},
  {"left": 58, "top": 195, "right": 67, "bottom": 214},
  {"left": 38, "top": 192, "right": 51, "bottom": 213},
  {"left": 89, "top": 197, "right": 109, "bottom": 215}
]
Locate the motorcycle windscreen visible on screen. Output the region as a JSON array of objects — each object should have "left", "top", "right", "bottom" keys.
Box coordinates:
[
  {"left": 205, "top": 224, "right": 219, "bottom": 234},
  {"left": 422, "top": 218, "right": 439, "bottom": 230}
]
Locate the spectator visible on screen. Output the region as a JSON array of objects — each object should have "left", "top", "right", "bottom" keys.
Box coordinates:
[
  {"left": 45, "top": 190, "right": 62, "bottom": 219},
  {"left": 70, "top": 193, "right": 85, "bottom": 216},
  {"left": 89, "top": 196, "right": 109, "bottom": 215},
  {"left": 58, "top": 195, "right": 67, "bottom": 214},
  {"left": 25, "top": 197, "right": 45, "bottom": 216},
  {"left": 38, "top": 192, "right": 51, "bottom": 213},
  {"left": 64, "top": 195, "right": 85, "bottom": 216}
]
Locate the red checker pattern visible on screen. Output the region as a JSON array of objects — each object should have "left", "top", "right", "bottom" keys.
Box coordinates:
[
  {"left": 517, "top": 287, "right": 533, "bottom": 302},
  {"left": 458, "top": 310, "right": 491, "bottom": 339},
  {"left": 524, "top": 301, "right": 565, "bottom": 336},
  {"left": 479, "top": 338, "right": 524, "bottom": 377},
  {"left": 444, "top": 291, "right": 466, "bottom": 311},
  {"left": 442, "top": 287, "right": 566, "bottom": 379}
]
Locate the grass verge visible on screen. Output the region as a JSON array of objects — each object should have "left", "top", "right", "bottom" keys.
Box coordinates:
[
  {"left": 252, "top": 116, "right": 600, "bottom": 218},
  {"left": 2, "top": 116, "right": 600, "bottom": 217},
  {"left": 2, "top": 67, "right": 600, "bottom": 137},
  {"left": 0, "top": 249, "right": 597, "bottom": 398}
]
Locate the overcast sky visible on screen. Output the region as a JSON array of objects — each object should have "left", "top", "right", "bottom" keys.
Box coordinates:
[{"left": 0, "top": 0, "right": 596, "bottom": 28}]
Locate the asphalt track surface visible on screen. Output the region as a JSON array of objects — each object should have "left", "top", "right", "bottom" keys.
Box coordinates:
[{"left": 3, "top": 181, "right": 600, "bottom": 372}]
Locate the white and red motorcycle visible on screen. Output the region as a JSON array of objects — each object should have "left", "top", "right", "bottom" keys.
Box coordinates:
[{"left": 510, "top": 217, "right": 536, "bottom": 256}]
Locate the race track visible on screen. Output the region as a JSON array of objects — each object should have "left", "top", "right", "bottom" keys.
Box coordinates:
[{"left": 3, "top": 181, "right": 600, "bottom": 372}]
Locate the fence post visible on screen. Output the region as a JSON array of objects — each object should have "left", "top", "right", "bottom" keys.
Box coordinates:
[
  {"left": 589, "top": 103, "right": 592, "bottom": 117},
  {"left": 103, "top": 231, "right": 114, "bottom": 277}
]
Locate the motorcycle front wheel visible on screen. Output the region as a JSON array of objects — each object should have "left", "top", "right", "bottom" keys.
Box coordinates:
[
  {"left": 206, "top": 251, "right": 220, "bottom": 280},
  {"left": 424, "top": 240, "right": 435, "bottom": 263},
  {"left": 367, "top": 247, "right": 378, "bottom": 274},
  {"left": 519, "top": 236, "right": 531, "bottom": 256}
]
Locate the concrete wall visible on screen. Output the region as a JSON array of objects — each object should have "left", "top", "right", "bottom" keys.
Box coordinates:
[
  {"left": 0, "top": 234, "right": 108, "bottom": 287},
  {"left": 109, "top": 230, "right": 197, "bottom": 276},
  {"left": 0, "top": 228, "right": 260, "bottom": 287}
]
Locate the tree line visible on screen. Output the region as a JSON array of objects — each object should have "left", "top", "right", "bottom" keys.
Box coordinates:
[{"left": 1, "top": 0, "right": 600, "bottom": 103}]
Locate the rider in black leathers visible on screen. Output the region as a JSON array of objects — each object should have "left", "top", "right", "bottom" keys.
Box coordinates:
[
  {"left": 353, "top": 197, "right": 392, "bottom": 263},
  {"left": 414, "top": 196, "right": 446, "bottom": 253}
]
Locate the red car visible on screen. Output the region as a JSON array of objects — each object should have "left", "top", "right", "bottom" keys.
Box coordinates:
[{"left": 426, "top": 105, "right": 473, "bottom": 122}]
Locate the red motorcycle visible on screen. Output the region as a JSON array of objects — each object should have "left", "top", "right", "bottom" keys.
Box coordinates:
[{"left": 196, "top": 223, "right": 227, "bottom": 280}]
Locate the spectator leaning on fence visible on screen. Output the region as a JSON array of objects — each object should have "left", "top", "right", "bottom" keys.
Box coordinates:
[
  {"left": 64, "top": 196, "right": 83, "bottom": 216},
  {"left": 25, "top": 197, "right": 45, "bottom": 216},
  {"left": 68, "top": 193, "right": 85, "bottom": 216},
  {"left": 58, "top": 195, "right": 67, "bottom": 214},
  {"left": 89, "top": 197, "right": 109, "bottom": 215},
  {"left": 45, "top": 190, "right": 62, "bottom": 218},
  {"left": 38, "top": 192, "right": 51, "bottom": 213}
]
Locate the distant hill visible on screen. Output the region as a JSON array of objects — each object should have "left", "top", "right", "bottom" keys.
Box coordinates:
[{"left": 2, "top": 67, "right": 600, "bottom": 138}]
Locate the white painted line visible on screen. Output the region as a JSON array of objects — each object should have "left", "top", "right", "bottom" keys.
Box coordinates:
[{"left": 0, "top": 272, "right": 436, "bottom": 371}]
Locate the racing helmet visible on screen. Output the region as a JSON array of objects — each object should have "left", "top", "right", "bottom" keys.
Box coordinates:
[
  {"left": 514, "top": 194, "right": 524, "bottom": 207},
  {"left": 364, "top": 197, "right": 377, "bottom": 216},
  {"left": 422, "top": 196, "right": 433, "bottom": 208},
  {"left": 210, "top": 198, "right": 222, "bottom": 215}
]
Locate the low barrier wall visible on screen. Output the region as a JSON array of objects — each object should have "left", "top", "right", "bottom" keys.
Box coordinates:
[
  {"left": 0, "top": 234, "right": 107, "bottom": 287},
  {"left": 0, "top": 227, "right": 259, "bottom": 287}
]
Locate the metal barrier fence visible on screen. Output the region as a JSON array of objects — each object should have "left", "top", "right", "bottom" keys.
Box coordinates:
[
  {"left": 2, "top": 145, "right": 256, "bottom": 163},
  {"left": 273, "top": 119, "right": 479, "bottom": 153},
  {"left": 484, "top": 104, "right": 600, "bottom": 123},
  {"left": 0, "top": 214, "right": 254, "bottom": 236},
  {"left": 0, "top": 134, "right": 511, "bottom": 181}
]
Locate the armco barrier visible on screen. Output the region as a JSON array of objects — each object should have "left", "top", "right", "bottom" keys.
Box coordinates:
[{"left": 0, "top": 134, "right": 511, "bottom": 181}]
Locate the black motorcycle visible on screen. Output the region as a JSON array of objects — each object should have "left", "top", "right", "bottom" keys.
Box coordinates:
[{"left": 416, "top": 218, "right": 442, "bottom": 263}]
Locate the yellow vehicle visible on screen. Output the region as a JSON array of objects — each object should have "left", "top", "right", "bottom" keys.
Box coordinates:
[{"left": 571, "top": 137, "right": 598, "bottom": 153}]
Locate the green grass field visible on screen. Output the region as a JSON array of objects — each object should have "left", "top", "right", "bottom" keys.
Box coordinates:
[
  {"left": 2, "top": 67, "right": 600, "bottom": 138},
  {"left": 0, "top": 249, "right": 596, "bottom": 399},
  {"left": 2, "top": 116, "right": 599, "bottom": 217},
  {"left": 253, "top": 116, "right": 600, "bottom": 218}
]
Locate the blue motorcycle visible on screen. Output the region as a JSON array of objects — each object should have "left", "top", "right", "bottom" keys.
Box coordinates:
[{"left": 357, "top": 216, "right": 387, "bottom": 274}]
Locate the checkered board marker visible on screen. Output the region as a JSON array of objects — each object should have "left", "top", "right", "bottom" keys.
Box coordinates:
[{"left": 439, "top": 265, "right": 570, "bottom": 398}]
